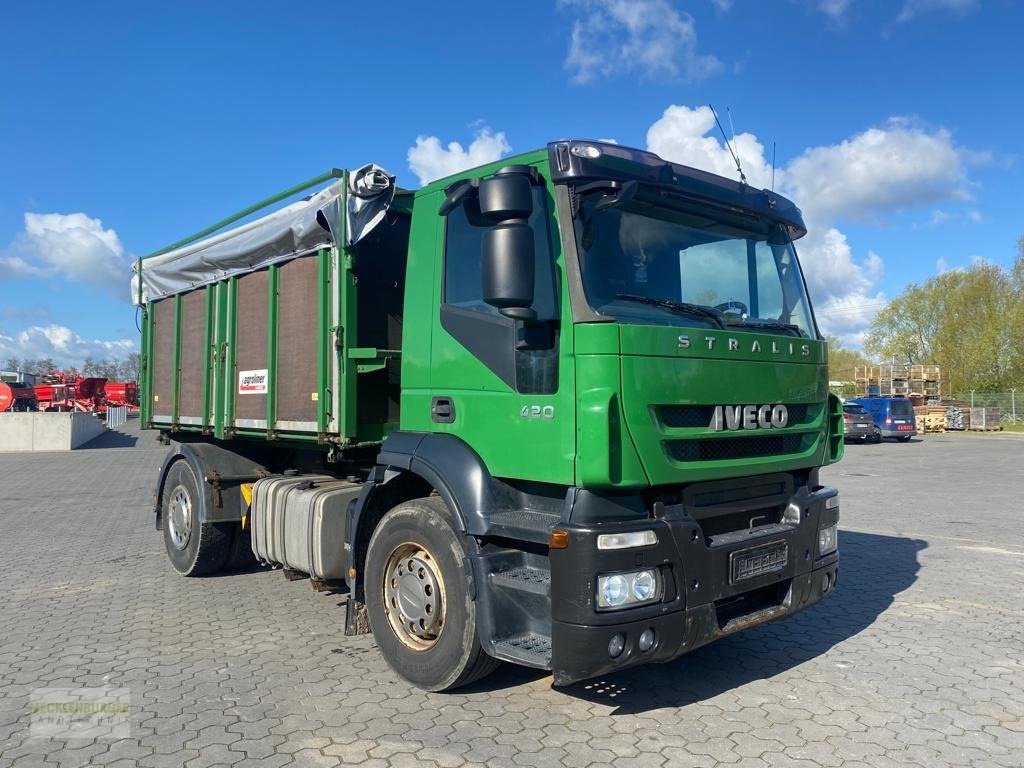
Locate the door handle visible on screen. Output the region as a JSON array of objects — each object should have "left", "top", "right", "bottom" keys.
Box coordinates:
[{"left": 431, "top": 396, "right": 455, "bottom": 424}]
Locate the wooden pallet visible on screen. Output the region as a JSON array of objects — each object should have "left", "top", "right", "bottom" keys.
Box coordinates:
[{"left": 914, "top": 406, "right": 947, "bottom": 433}]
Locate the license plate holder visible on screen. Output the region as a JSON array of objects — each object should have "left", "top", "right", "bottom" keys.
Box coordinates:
[{"left": 730, "top": 540, "right": 788, "bottom": 584}]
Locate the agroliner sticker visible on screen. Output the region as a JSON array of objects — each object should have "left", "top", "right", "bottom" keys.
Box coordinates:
[{"left": 238, "top": 369, "right": 269, "bottom": 395}]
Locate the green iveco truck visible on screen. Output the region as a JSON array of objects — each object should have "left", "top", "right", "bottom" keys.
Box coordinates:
[{"left": 135, "top": 140, "right": 842, "bottom": 690}]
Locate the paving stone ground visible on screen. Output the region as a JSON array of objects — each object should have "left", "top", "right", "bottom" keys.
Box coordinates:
[{"left": 1, "top": 419, "right": 1022, "bottom": 767}]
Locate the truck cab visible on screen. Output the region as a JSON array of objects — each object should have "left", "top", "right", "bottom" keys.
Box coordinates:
[{"left": 139, "top": 140, "right": 842, "bottom": 690}]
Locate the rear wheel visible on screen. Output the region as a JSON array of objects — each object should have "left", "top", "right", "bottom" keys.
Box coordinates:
[
  {"left": 365, "top": 497, "right": 498, "bottom": 691},
  {"left": 161, "top": 459, "right": 233, "bottom": 576}
]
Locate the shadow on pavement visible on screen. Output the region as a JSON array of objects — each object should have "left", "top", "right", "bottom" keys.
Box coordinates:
[
  {"left": 80, "top": 429, "right": 139, "bottom": 449},
  {"left": 539, "top": 530, "right": 923, "bottom": 712}
]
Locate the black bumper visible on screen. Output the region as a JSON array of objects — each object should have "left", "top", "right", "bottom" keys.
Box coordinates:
[{"left": 549, "top": 485, "right": 839, "bottom": 686}]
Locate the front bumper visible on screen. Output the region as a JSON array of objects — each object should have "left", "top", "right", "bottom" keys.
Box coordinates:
[{"left": 549, "top": 485, "right": 839, "bottom": 686}]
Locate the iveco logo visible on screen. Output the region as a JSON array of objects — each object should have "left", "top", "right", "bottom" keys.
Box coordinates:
[{"left": 709, "top": 404, "right": 789, "bottom": 431}]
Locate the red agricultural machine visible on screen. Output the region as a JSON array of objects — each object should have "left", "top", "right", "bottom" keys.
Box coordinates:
[
  {"left": 0, "top": 381, "right": 38, "bottom": 412},
  {"left": 103, "top": 381, "right": 139, "bottom": 408},
  {"left": 33, "top": 371, "right": 110, "bottom": 412}
]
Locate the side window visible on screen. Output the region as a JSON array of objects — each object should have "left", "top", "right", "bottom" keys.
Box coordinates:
[{"left": 443, "top": 186, "right": 558, "bottom": 320}]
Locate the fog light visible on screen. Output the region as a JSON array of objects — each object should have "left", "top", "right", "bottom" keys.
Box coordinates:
[
  {"left": 638, "top": 629, "right": 655, "bottom": 652},
  {"left": 600, "top": 575, "right": 630, "bottom": 607},
  {"left": 818, "top": 524, "right": 838, "bottom": 556},
  {"left": 608, "top": 633, "right": 625, "bottom": 658},
  {"left": 821, "top": 573, "right": 831, "bottom": 593}
]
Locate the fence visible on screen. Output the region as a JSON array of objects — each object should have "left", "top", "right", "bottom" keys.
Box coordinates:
[
  {"left": 951, "top": 392, "right": 1021, "bottom": 425},
  {"left": 105, "top": 406, "right": 128, "bottom": 429}
]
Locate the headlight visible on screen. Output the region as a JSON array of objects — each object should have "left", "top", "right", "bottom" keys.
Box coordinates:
[
  {"left": 632, "top": 570, "right": 656, "bottom": 600},
  {"left": 600, "top": 574, "right": 630, "bottom": 607},
  {"left": 818, "top": 523, "right": 838, "bottom": 556},
  {"left": 596, "top": 569, "right": 662, "bottom": 610}
]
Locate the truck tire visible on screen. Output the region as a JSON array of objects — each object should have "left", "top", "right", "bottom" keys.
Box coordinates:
[
  {"left": 365, "top": 497, "right": 499, "bottom": 691},
  {"left": 161, "top": 459, "right": 233, "bottom": 576}
]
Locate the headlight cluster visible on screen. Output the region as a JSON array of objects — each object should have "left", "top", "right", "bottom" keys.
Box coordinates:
[
  {"left": 596, "top": 569, "right": 662, "bottom": 610},
  {"left": 818, "top": 523, "right": 838, "bottom": 556}
]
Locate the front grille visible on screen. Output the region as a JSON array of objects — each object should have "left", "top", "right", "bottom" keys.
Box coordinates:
[
  {"left": 658, "top": 403, "right": 815, "bottom": 429},
  {"left": 665, "top": 434, "right": 809, "bottom": 462}
]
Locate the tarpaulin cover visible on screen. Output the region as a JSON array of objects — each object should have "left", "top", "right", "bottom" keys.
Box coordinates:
[{"left": 132, "top": 166, "right": 397, "bottom": 305}]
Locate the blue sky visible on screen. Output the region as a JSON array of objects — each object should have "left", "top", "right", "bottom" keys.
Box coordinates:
[{"left": 1, "top": 0, "right": 1020, "bottom": 365}]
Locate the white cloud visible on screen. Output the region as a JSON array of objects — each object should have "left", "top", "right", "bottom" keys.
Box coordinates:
[
  {"left": 817, "top": 0, "right": 852, "bottom": 20},
  {"left": 0, "top": 212, "right": 128, "bottom": 295},
  {"left": 645, "top": 105, "right": 983, "bottom": 345},
  {"left": 562, "top": 0, "right": 721, "bottom": 84},
  {"left": 407, "top": 127, "right": 511, "bottom": 186},
  {"left": 711, "top": 0, "right": 733, "bottom": 12},
  {"left": 896, "top": 0, "right": 978, "bottom": 23},
  {"left": 0, "top": 324, "right": 136, "bottom": 367},
  {"left": 647, "top": 105, "right": 777, "bottom": 189},
  {"left": 967, "top": 209, "right": 982, "bottom": 223},
  {"left": 785, "top": 119, "right": 973, "bottom": 223}
]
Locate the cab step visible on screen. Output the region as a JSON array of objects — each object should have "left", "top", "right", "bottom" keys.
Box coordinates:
[
  {"left": 493, "top": 632, "right": 552, "bottom": 669},
  {"left": 491, "top": 566, "right": 550, "bottom": 596}
]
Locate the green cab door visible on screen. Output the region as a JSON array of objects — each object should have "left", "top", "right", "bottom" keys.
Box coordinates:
[{"left": 404, "top": 170, "right": 576, "bottom": 486}]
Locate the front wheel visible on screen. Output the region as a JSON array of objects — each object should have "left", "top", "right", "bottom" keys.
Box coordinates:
[
  {"left": 161, "top": 459, "right": 233, "bottom": 576},
  {"left": 365, "top": 497, "right": 498, "bottom": 691}
]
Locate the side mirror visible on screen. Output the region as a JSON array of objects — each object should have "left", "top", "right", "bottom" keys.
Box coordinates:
[{"left": 479, "top": 167, "right": 536, "bottom": 320}]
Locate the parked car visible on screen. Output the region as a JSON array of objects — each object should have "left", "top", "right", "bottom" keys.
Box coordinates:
[
  {"left": 847, "top": 396, "right": 917, "bottom": 441},
  {"left": 842, "top": 403, "right": 880, "bottom": 442}
]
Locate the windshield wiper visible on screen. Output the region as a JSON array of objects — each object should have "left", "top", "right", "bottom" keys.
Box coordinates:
[
  {"left": 724, "top": 318, "right": 805, "bottom": 337},
  {"left": 614, "top": 294, "right": 726, "bottom": 329}
]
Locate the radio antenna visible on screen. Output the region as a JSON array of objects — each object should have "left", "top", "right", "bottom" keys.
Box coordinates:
[
  {"left": 710, "top": 104, "right": 746, "bottom": 185},
  {"left": 771, "top": 141, "right": 776, "bottom": 193}
]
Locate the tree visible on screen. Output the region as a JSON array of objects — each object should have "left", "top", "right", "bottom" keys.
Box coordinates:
[
  {"left": 118, "top": 353, "right": 140, "bottom": 382},
  {"left": 865, "top": 254, "right": 1023, "bottom": 394},
  {"left": 825, "top": 335, "right": 871, "bottom": 383}
]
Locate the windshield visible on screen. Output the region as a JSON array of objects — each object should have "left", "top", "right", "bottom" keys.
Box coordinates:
[{"left": 573, "top": 194, "right": 817, "bottom": 337}]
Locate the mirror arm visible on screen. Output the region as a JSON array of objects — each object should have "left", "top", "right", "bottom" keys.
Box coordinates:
[{"left": 438, "top": 178, "right": 480, "bottom": 216}]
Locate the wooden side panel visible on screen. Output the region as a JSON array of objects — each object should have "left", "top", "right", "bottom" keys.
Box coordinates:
[
  {"left": 233, "top": 269, "right": 269, "bottom": 423},
  {"left": 275, "top": 256, "right": 320, "bottom": 425},
  {"left": 151, "top": 298, "right": 175, "bottom": 419},
  {"left": 177, "top": 289, "right": 206, "bottom": 420}
]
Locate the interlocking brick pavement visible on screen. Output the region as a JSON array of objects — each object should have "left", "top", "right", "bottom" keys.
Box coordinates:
[{"left": 1, "top": 420, "right": 1022, "bottom": 767}]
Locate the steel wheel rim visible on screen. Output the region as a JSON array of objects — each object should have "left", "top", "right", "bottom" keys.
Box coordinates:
[
  {"left": 168, "top": 485, "right": 193, "bottom": 550},
  {"left": 383, "top": 542, "right": 446, "bottom": 651}
]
